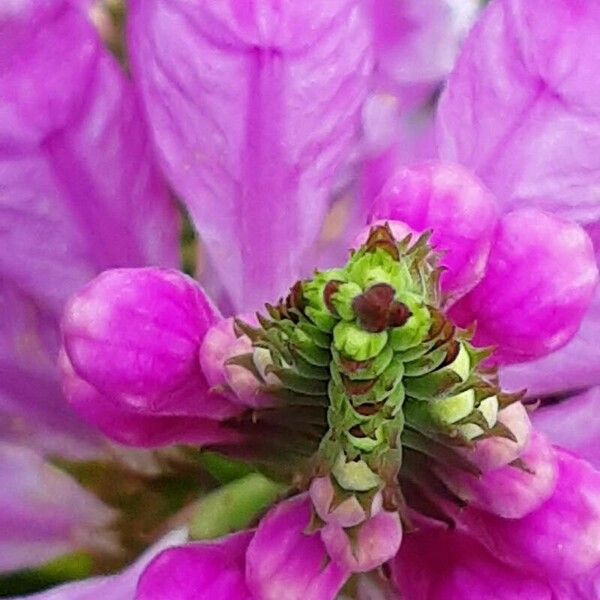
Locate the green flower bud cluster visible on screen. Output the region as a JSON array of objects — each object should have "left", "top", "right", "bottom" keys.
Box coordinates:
[{"left": 232, "top": 225, "right": 523, "bottom": 514}]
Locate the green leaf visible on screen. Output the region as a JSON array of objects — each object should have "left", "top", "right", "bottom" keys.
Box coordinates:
[
  {"left": 189, "top": 474, "right": 286, "bottom": 540},
  {"left": 0, "top": 552, "right": 92, "bottom": 597},
  {"left": 198, "top": 452, "right": 255, "bottom": 484}
]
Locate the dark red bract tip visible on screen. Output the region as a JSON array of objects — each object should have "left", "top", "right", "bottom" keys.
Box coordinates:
[
  {"left": 365, "top": 224, "right": 400, "bottom": 260},
  {"left": 353, "top": 283, "right": 411, "bottom": 332},
  {"left": 323, "top": 280, "right": 343, "bottom": 315},
  {"left": 388, "top": 302, "right": 412, "bottom": 327}
]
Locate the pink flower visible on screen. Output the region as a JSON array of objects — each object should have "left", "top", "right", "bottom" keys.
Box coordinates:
[
  {"left": 59, "top": 162, "right": 600, "bottom": 598},
  {"left": 7, "top": 0, "right": 600, "bottom": 597}
]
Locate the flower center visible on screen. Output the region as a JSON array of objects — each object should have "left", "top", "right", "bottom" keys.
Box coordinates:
[{"left": 231, "top": 224, "right": 523, "bottom": 523}]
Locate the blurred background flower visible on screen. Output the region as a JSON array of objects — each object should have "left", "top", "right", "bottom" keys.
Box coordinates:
[{"left": 0, "top": 0, "right": 181, "bottom": 588}]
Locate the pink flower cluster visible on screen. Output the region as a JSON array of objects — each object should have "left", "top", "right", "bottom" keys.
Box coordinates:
[{"left": 3, "top": 0, "right": 600, "bottom": 598}]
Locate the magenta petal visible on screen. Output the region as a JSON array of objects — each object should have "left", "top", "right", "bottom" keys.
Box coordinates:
[
  {"left": 0, "top": 1, "right": 178, "bottom": 318},
  {"left": 503, "top": 220, "right": 600, "bottom": 396},
  {"left": 532, "top": 388, "right": 600, "bottom": 471},
  {"left": 438, "top": 0, "right": 600, "bottom": 224},
  {"left": 441, "top": 432, "right": 558, "bottom": 518},
  {"left": 466, "top": 450, "right": 600, "bottom": 579},
  {"left": 501, "top": 266, "right": 600, "bottom": 395},
  {"left": 62, "top": 268, "right": 241, "bottom": 420},
  {"left": 128, "top": 0, "right": 372, "bottom": 311},
  {"left": 368, "top": 162, "right": 498, "bottom": 301},
  {"left": 393, "top": 528, "right": 552, "bottom": 600},
  {"left": 246, "top": 496, "right": 349, "bottom": 600},
  {"left": 14, "top": 528, "right": 188, "bottom": 600},
  {"left": 320, "top": 510, "right": 402, "bottom": 573},
  {"left": 451, "top": 208, "right": 598, "bottom": 364},
  {"left": 136, "top": 532, "right": 253, "bottom": 600},
  {"left": 0, "top": 442, "right": 116, "bottom": 573},
  {"left": 360, "top": 106, "right": 438, "bottom": 212},
  {"left": 552, "top": 566, "right": 600, "bottom": 600},
  {"left": 371, "top": 0, "right": 478, "bottom": 91},
  {"left": 0, "top": 285, "right": 101, "bottom": 458},
  {"left": 60, "top": 350, "right": 240, "bottom": 449},
  {"left": 0, "top": 0, "right": 178, "bottom": 457}
]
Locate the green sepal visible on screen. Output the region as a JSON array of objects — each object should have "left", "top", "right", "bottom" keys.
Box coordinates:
[
  {"left": 447, "top": 342, "right": 471, "bottom": 380},
  {"left": 331, "top": 454, "right": 382, "bottom": 492},
  {"left": 333, "top": 321, "right": 388, "bottom": 361},
  {"left": 404, "top": 369, "right": 463, "bottom": 401},
  {"left": 332, "top": 343, "right": 394, "bottom": 381},
  {"left": 303, "top": 269, "right": 346, "bottom": 331},
  {"left": 292, "top": 319, "right": 332, "bottom": 349},
  {"left": 345, "top": 427, "right": 385, "bottom": 452},
  {"left": 429, "top": 389, "right": 476, "bottom": 425},
  {"left": 346, "top": 248, "right": 412, "bottom": 294},
  {"left": 331, "top": 281, "right": 362, "bottom": 321},
  {"left": 289, "top": 328, "right": 331, "bottom": 366},
  {"left": 339, "top": 355, "right": 405, "bottom": 405},
  {"left": 265, "top": 366, "right": 329, "bottom": 396},
  {"left": 403, "top": 399, "right": 470, "bottom": 444},
  {"left": 305, "top": 306, "right": 338, "bottom": 332},
  {"left": 286, "top": 348, "right": 331, "bottom": 380},
  {"left": 389, "top": 301, "right": 431, "bottom": 351},
  {"left": 393, "top": 341, "right": 435, "bottom": 363},
  {"left": 402, "top": 343, "right": 453, "bottom": 377}
]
